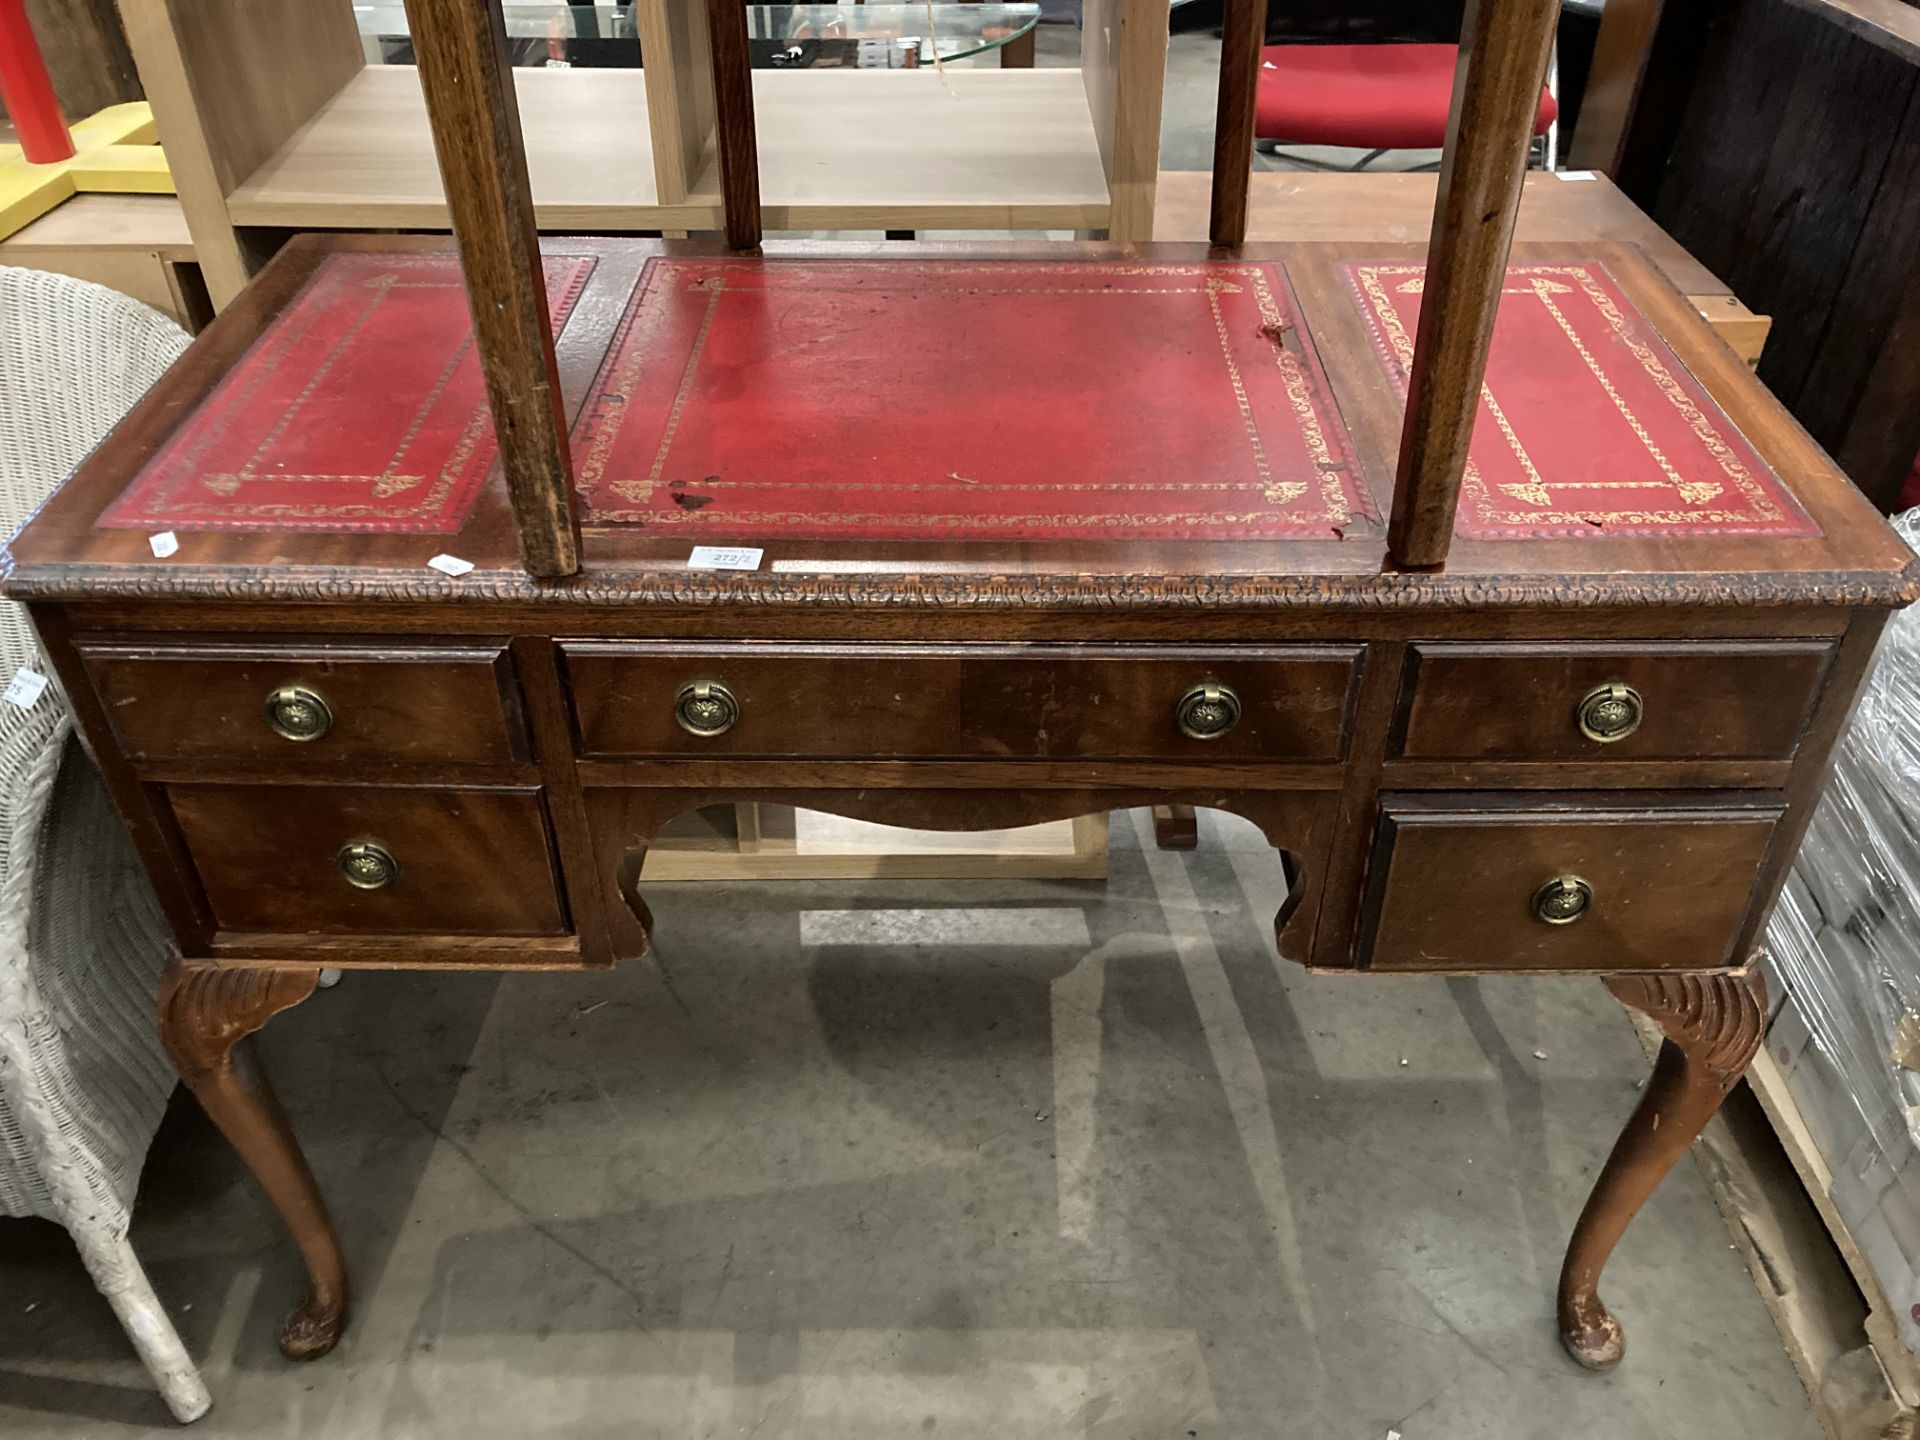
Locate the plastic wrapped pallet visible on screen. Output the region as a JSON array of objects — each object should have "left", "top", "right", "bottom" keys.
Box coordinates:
[{"left": 1768, "top": 508, "right": 1920, "bottom": 1359}]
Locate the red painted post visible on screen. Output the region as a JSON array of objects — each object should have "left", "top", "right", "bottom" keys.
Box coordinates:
[{"left": 0, "top": 0, "right": 76, "bottom": 163}]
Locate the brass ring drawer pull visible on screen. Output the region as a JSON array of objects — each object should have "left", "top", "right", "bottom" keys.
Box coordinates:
[
  {"left": 1176, "top": 682, "right": 1242, "bottom": 740},
  {"left": 1532, "top": 874, "right": 1594, "bottom": 925},
  {"left": 337, "top": 841, "right": 398, "bottom": 891},
  {"left": 675, "top": 679, "right": 740, "bottom": 737},
  {"left": 1576, "top": 682, "right": 1643, "bottom": 743},
  {"left": 265, "top": 684, "right": 333, "bottom": 742}
]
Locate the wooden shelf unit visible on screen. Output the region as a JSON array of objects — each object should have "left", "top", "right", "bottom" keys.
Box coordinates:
[
  {"left": 707, "top": 68, "right": 1116, "bottom": 233},
  {"left": 225, "top": 67, "right": 702, "bottom": 233},
  {"left": 225, "top": 66, "right": 1114, "bottom": 236},
  {"left": 122, "top": 0, "right": 1170, "bottom": 310},
  {"left": 0, "top": 192, "right": 208, "bottom": 329}
]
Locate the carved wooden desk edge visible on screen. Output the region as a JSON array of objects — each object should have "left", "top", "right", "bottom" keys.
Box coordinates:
[{"left": 8, "top": 560, "right": 1920, "bottom": 610}]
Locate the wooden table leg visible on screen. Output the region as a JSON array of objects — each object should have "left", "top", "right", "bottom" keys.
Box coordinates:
[
  {"left": 1557, "top": 968, "right": 1766, "bottom": 1370},
  {"left": 1151, "top": 803, "right": 1198, "bottom": 850},
  {"left": 158, "top": 962, "right": 348, "bottom": 1360}
]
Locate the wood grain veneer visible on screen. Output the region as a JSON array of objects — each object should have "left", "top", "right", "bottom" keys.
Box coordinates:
[
  {"left": 561, "top": 643, "right": 1363, "bottom": 763},
  {"left": 1393, "top": 641, "right": 1835, "bottom": 762},
  {"left": 169, "top": 783, "right": 566, "bottom": 937},
  {"left": 1358, "top": 792, "right": 1785, "bottom": 972},
  {"left": 78, "top": 641, "right": 527, "bottom": 766}
]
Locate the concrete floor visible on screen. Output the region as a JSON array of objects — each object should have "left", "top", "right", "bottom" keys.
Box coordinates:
[
  {"left": 0, "top": 21, "right": 1817, "bottom": 1439},
  {"left": 2, "top": 811, "right": 1815, "bottom": 1436}
]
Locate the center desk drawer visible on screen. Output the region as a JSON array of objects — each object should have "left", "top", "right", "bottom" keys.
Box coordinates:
[
  {"left": 1357, "top": 793, "right": 1783, "bottom": 972},
  {"left": 169, "top": 785, "right": 566, "bottom": 936},
  {"left": 1395, "top": 641, "right": 1834, "bottom": 761},
  {"left": 562, "top": 643, "right": 1363, "bottom": 760},
  {"left": 77, "top": 642, "right": 525, "bottom": 765}
]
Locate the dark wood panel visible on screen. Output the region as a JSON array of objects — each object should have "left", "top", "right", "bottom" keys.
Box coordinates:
[
  {"left": 79, "top": 641, "right": 526, "bottom": 765},
  {"left": 1638, "top": 0, "right": 1920, "bottom": 507},
  {"left": 28, "top": 0, "right": 140, "bottom": 114},
  {"left": 28, "top": 604, "right": 215, "bottom": 949},
  {"left": 1837, "top": 253, "right": 1920, "bottom": 512},
  {"left": 208, "top": 932, "right": 585, "bottom": 970},
  {"left": 1358, "top": 792, "right": 1783, "bottom": 972},
  {"left": 1649, "top": 0, "right": 1811, "bottom": 297},
  {"left": 510, "top": 635, "right": 617, "bottom": 968},
  {"left": 1795, "top": 80, "right": 1920, "bottom": 446},
  {"left": 169, "top": 784, "right": 567, "bottom": 936},
  {"left": 1394, "top": 640, "right": 1833, "bottom": 761},
  {"left": 1566, "top": 0, "right": 1666, "bottom": 174},
  {"left": 1608, "top": 0, "right": 1720, "bottom": 201},
  {"left": 1779, "top": 0, "right": 1920, "bottom": 64},
  {"left": 562, "top": 642, "right": 1363, "bottom": 762},
  {"left": 1734, "top": 15, "right": 1915, "bottom": 407},
  {"left": 60, "top": 599, "right": 1858, "bottom": 643},
  {"left": 1382, "top": 758, "right": 1796, "bottom": 789}
]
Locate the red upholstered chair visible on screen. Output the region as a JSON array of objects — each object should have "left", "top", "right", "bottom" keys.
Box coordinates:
[{"left": 1255, "top": 43, "right": 1558, "bottom": 170}]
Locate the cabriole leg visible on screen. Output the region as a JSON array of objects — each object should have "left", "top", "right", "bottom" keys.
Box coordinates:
[
  {"left": 1557, "top": 969, "right": 1766, "bottom": 1370},
  {"left": 158, "top": 962, "right": 347, "bottom": 1360}
]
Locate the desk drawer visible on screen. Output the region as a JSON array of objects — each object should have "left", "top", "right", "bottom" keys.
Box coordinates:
[
  {"left": 562, "top": 643, "right": 1362, "bottom": 761},
  {"left": 1394, "top": 641, "right": 1833, "bottom": 762},
  {"left": 1357, "top": 793, "right": 1781, "bottom": 972},
  {"left": 169, "top": 785, "right": 566, "bottom": 936},
  {"left": 79, "top": 642, "right": 525, "bottom": 766}
]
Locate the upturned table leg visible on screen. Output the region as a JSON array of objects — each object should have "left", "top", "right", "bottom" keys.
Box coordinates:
[
  {"left": 1151, "top": 804, "right": 1199, "bottom": 850},
  {"left": 158, "top": 962, "right": 347, "bottom": 1360},
  {"left": 1557, "top": 969, "right": 1766, "bottom": 1370}
]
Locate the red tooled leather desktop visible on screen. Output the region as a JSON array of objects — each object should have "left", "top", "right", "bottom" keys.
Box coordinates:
[
  {"left": 96, "top": 251, "right": 1812, "bottom": 548},
  {"left": 5, "top": 0, "right": 1910, "bottom": 1402}
]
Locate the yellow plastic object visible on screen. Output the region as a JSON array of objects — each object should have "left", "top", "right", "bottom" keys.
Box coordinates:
[{"left": 0, "top": 102, "right": 175, "bottom": 241}]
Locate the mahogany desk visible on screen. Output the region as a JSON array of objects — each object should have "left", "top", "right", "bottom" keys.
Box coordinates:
[{"left": 4, "top": 231, "right": 1913, "bottom": 1377}]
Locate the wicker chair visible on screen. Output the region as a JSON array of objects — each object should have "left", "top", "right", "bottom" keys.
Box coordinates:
[{"left": 0, "top": 268, "right": 205, "bottom": 1423}]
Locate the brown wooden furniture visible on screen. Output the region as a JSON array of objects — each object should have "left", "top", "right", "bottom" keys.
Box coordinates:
[
  {"left": 1571, "top": 0, "right": 1920, "bottom": 512},
  {"left": 5, "top": 0, "right": 1914, "bottom": 1384},
  {"left": 0, "top": 192, "right": 207, "bottom": 329}
]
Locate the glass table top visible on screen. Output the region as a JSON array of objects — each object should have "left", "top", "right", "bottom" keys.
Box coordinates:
[{"left": 354, "top": 4, "right": 1041, "bottom": 67}]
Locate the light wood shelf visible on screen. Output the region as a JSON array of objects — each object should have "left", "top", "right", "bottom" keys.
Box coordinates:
[
  {"left": 0, "top": 193, "right": 207, "bottom": 328},
  {"left": 225, "top": 66, "right": 1114, "bottom": 236},
  {"left": 226, "top": 67, "right": 716, "bottom": 232},
  {"left": 643, "top": 806, "right": 1110, "bottom": 882},
  {"left": 715, "top": 68, "right": 1113, "bottom": 231},
  {"left": 121, "top": 0, "right": 1169, "bottom": 308},
  {"left": 0, "top": 191, "right": 193, "bottom": 256}
]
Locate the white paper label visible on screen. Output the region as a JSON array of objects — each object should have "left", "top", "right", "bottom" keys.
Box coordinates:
[
  {"left": 148, "top": 531, "right": 179, "bottom": 558},
  {"left": 687, "top": 546, "right": 764, "bottom": 571},
  {"left": 1556, "top": 169, "right": 1598, "bottom": 182},
  {"left": 4, "top": 669, "right": 49, "bottom": 710},
  {"left": 427, "top": 553, "right": 475, "bottom": 577}
]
